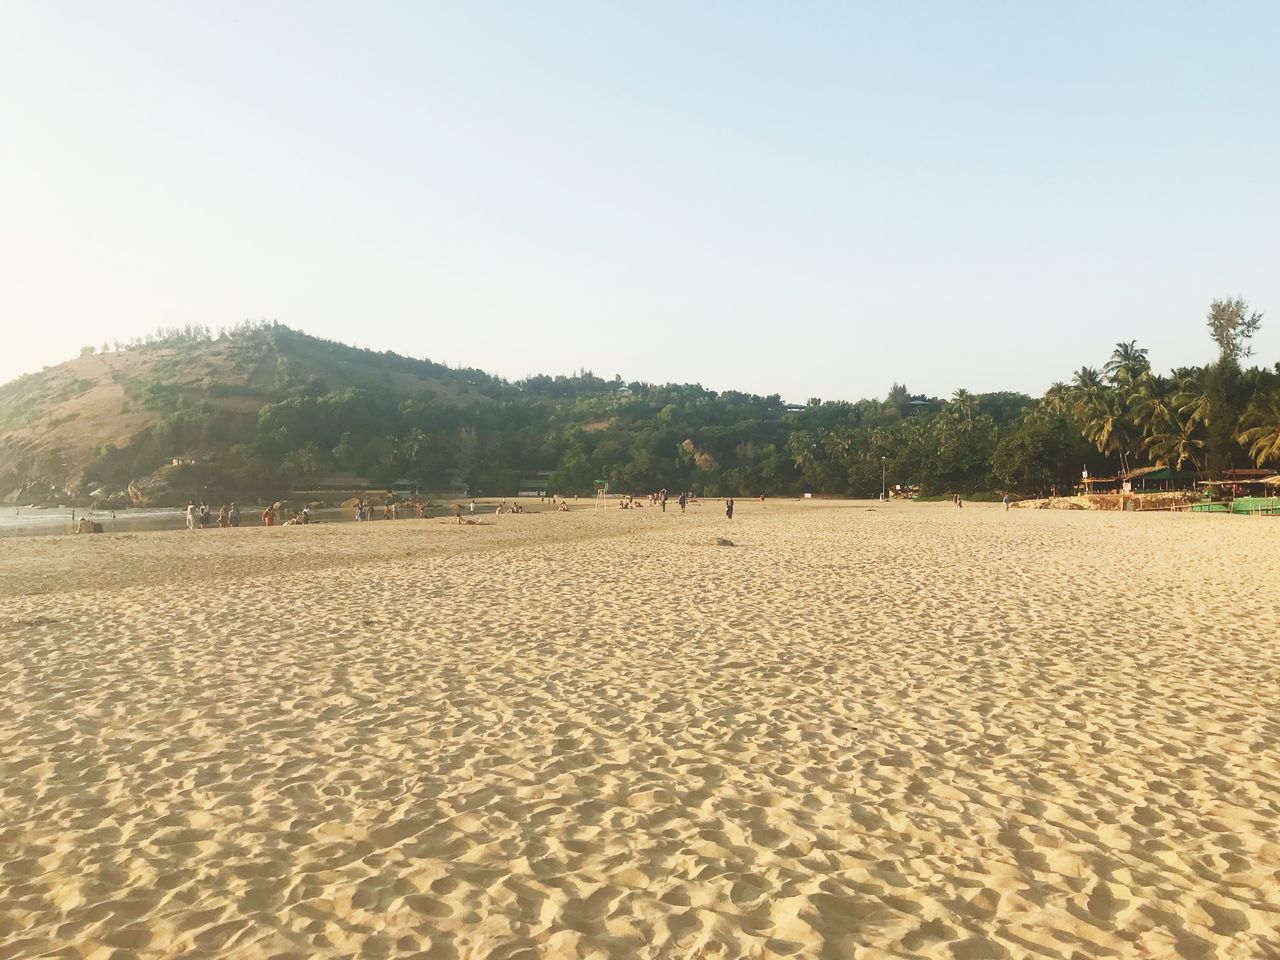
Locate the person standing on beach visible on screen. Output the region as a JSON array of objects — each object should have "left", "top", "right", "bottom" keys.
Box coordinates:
[
  {"left": 185, "top": 502, "right": 196, "bottom": 530},
  {"left": 218, "top": 503, "right": 230, "bottom": 527},
  {"left": 469, "top": 499, "right": 475, "bottom": 515},
  {"left": 678, "top": 491, "right": 687, "bottom": 513},
  {"left": 725, "top": 497, "right": 734, "bottom": 520},
  {"left": 1003, "top": 494, "right": 1010, "bottom": 511},
  {"left": 229, "top": 502, "right": 240, "bottom": 527}
]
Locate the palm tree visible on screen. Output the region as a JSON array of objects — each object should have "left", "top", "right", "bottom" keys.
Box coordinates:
[
  {"left": 1104, "top": 341, "right": 1151, "bottom": 387},
  {"left": 1071, "top": 367, "right": 1136, "bottom": 474},
  {"left": 1128, "top": 373, "right": 1175, "bottom": 442},
  {"left": 1069, "top": 367, "right": 1104, "bottom": 423},
  {"left": 1144, "top": 418, "right": 1205, "bottom": 473},
  {"left": 821, "top": 427, "right": 855, "bottom": 462},
  {"left": 1041, "top": 382, "right": 1071, "bottom": 417},
  {"left": 1084, "top": 402, "right": 1137, "bottom": 475},
  {"left": 1237, "top": 391, "right": 1280, "bottom": 467},
  {"left": 1173, "top": 368, "right": 1211, "bottom": 430},
  {"left": 950, "top": 388, "right": 976, "bottom": 426}
]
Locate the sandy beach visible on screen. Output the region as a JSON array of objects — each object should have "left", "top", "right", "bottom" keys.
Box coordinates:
[{"left": 1, "top": 498, "right": 1278, "bottom": 959}]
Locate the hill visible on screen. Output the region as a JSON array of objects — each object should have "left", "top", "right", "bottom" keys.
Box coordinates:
[
  {"left": 3, "top": 314, "right": 1277, "bottom": 507},
  {"left": 0, "top": 323, "right": 504, "bottom": 505}
]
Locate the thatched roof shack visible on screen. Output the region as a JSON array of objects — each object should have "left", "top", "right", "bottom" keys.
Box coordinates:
[
  {"left": 1200, "top": 469, "right": 1278, "bottom": 493},
  {"left": 1123, "top": 465, "right": 1197, "bottom": 491},
  {"left": 1075, "top": 476, "right": 1119, "bottom": 493},
  {"left": 1224, "top": 468, "right": 1274, "bottom": 482}
]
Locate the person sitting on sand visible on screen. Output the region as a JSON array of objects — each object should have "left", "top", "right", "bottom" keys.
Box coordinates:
[
  {"left": 76, "top": 515, "right": 94, "bottom": 534},
  {"left": 557, "top": 501, "right": 569, "bottom": 512}
]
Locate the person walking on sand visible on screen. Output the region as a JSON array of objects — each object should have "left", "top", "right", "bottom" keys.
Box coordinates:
[
  {"left": 725, "top": 496, "right": 734, "bottom": 520},
  {"left": 229, "top": 502, "right": 241, "bottom": 527},
  {"left": 185, "top": 501, "right": 196, "bottom": 530},
  {"left": 218, "top": 503, "right": 230, "bottom": 527},
  {"left": 469, "top": 499, "right": 476, "bottom": 515},
  {"left": 1003, "top": 494, "right": 1010, "bottom": 511}
]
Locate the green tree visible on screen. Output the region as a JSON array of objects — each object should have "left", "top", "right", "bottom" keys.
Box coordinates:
[{"left": 1237, "top": 390, "right": 1280, "bottom": 467}]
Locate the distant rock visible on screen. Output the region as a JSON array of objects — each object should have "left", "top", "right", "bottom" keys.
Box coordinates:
[{"left": 713, "top": 537, "right": 735, "bottom": 547}]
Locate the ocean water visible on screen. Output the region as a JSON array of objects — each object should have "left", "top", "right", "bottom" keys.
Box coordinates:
[{"left": 0, "top": 506, "right": 445, "bottom": 538}]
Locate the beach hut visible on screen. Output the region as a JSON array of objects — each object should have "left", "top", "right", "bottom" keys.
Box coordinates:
[
  {"left": 1122, "top": 465, "right": 1197, "bottom": 491},
  {"left": 1075, "top": 476, "right": 1119, "bottom": 494}
]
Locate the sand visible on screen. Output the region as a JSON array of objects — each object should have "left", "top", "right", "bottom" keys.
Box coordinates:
[{"left": 1, "top": 499, "right": 1278, "bottom": 959}]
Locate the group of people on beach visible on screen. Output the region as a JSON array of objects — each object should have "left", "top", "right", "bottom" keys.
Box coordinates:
[
  {"left": 267, "top": 504, "right": 311, "bottom": 525},
  {"left": 617, "top": 489, "right": 695, "bottom": 513},
  {"left": 177, "top": 488, "right": 744, "bottom": 532},
  {"left": 183, "top": 500, "right": 322, "bottom": 528},
  {"left": 185, "top": 501, "right": 242, "bottom": 529}
]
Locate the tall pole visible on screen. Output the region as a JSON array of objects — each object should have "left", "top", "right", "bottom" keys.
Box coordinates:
[{"left": 881, "top": 457, "right": 886, "bottom": 501}]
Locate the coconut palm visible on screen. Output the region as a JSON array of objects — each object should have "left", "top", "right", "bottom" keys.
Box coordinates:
[
  {"left": 950, "top": 388, "right": 976, "bottom": 426},
  {"left": 1084, "top": 401, "right": 1137, "bottom": 475},
  {"left": 1237, "top": 390, "right": 1280, "bottom": 467},
  {"left": 1038, "top": 382, "right": 1071, "bottom": 418},
  {"left": 1071, "top": 367, "right": 1137, "bottom": 474},
  {"left": 1128, "top": 373, "right": 1175, "bottom": 440},
  {"left": 1104, "top": 341, "right": 1151, "bottom": 387},
  {"left": 821, "top": 427, "right": 856, "bottom": 461},
  {"left": 1144, "top": 418, "right": 1205, "bottom": 473},
  {"left": 1173, "top": 368, "right": 1211, "bottom": 429},
  {"left": 1069, "top": 367, "right": 1106, "bottom": 418}
]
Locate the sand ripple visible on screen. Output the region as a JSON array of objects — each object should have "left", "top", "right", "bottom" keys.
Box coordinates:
[{"left": 1, "top": 501, "right": 1278, "bottom": 957}]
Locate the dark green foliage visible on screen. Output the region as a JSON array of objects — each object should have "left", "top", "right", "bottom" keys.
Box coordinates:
[{"left": 8, "top": 302, "right": 1279, "bottom": 502}]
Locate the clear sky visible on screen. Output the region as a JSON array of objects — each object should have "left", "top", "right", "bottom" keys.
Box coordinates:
[{"left": 3, "top": 2, "right": 1278, "bottom": 401}]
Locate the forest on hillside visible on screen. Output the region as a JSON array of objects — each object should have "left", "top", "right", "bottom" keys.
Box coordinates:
[{"left": 32, "top": 298, "right": 1280, "bottom": 501}]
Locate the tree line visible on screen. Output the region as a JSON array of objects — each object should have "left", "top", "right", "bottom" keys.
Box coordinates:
[{"left": 81, "top": 301, "right": 1279, "bottom": 499}]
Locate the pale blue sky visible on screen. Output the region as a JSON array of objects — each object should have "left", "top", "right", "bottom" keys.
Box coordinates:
[{"left": 3, "top": 2, "right": 1278, "bottom": 400}]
